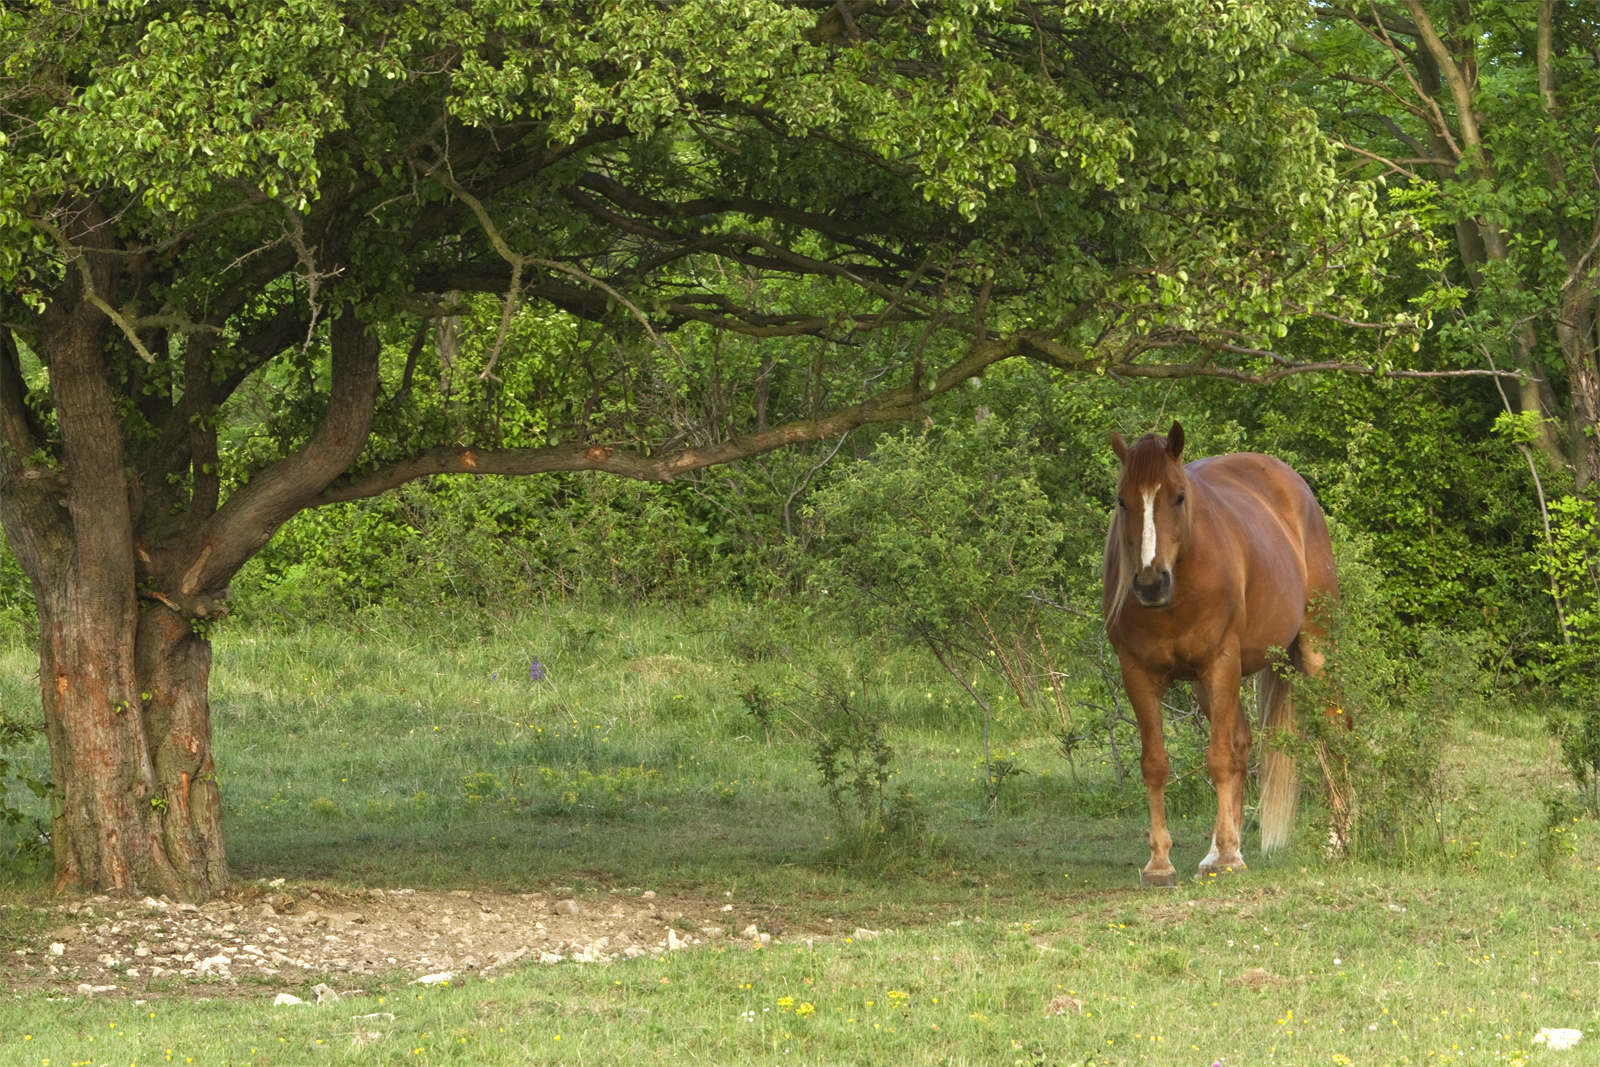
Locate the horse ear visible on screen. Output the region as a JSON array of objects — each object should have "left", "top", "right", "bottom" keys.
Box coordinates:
[
  {"left": 1166, "top": 421, "right": 1185, "bottom": 461},
  {"left": 1110, "top": 432, "right": 1129, "bottom": 464}
]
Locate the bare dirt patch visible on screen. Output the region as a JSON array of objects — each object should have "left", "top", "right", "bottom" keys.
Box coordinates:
[{"left": 2, "top": 880, "right": 790, "bottom": 1000}]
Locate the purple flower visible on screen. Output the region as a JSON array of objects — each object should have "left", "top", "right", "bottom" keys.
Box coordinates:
[{"left": 529, "top": 658, "right": 547, "bottom": 682}]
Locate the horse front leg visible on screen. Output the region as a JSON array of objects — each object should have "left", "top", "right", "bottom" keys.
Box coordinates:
[
  {"left": 1197, "top": 649, "right": 1250, "bottom": 877},
  {"left": 1121, "top": 663, "right": 1176, "bottom": 888}
]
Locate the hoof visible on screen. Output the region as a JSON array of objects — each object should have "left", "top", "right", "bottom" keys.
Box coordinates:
[{"left": 1140, "top": 868, "right": 1178, "bottom": 889}]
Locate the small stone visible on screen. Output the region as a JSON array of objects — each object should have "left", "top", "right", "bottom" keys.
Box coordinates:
[
  {"left": 667, "top": 930, "right": 682, "bottom": 951},
  {"left": 553, "top": 899, "right": 580, "bottom": 916},
  {"left": 853, "top": 928, "right": 880, "bottom": 940},
  {"left": 640, "top": 891, "right": 656, "bottom": 900},
  {"left": 49, "top": 943, "right": 65, "bottom": 956},
  {"left": 699, "top": 927, "right": 725, "bottom": 939},
  {"left": 257, "top": 904, "right": 278, "bottom": 919},
  {"left": 273, "top": 993, "right": 305, "bottom": 1006},
  {"left": 719, "top": 904, "right": 734, "bottom": 912},
  {"left": 1534, "top": 1029, "right": 1583, "bottom": 1051},
  {"left": 414, "top": 972, "right": 454, "bottom": 985},
  {"left": 311, "top": 982, "right": 340, "bottom": 1004},
  {"left": 623, "top": 946, "right": 647, "bottom": 959},
  {"left": 741, "top": 924, "right": 759, "bottom": 938}
]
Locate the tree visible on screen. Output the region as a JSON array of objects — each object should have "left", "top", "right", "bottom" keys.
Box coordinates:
[
  {"left": 0, "top": 0, "right": 1424, "bottom": 898},
  {"left": 1294, "top": 2, "right": 1600, "bottom": 484}
]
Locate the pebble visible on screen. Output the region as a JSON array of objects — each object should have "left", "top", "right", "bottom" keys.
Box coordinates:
[{"left": 554, "top": 899, "right": 580, "bottom": 916}]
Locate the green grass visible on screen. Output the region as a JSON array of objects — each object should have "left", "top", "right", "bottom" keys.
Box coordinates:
[{"left": 1, "top": 602, "right": 1598, "bottom": 1065}]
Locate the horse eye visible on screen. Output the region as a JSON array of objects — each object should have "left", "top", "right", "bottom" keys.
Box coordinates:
[
  {"left": 1118, "top": 499, "right": 1127, "bottom": 510},
  {"left": 1175, "top": 493, "right": 1186, "bottom": 506}
]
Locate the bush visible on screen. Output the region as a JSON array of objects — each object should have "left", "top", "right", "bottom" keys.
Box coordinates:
[
  {"left": 800, "top": 663, "right": 926, "bottom": 864},
  {"left": 805, "top": 421, "right": 1067, "bottom": 809},
  {"left": 1286, "top": 524, "right": 1492, "bottom": 865}
]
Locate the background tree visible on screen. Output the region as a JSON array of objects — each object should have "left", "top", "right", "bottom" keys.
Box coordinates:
[
  {"left": 1, "top": 0, "right": 1450, "bottom": 898},
  {"left": 1295, "top": 2, "right": 1600, "bottom": 484}
]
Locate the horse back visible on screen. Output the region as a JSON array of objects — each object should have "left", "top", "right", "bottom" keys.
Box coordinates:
[{"left": 1187, "top": 452, "right": 1336, "bottom": 650}]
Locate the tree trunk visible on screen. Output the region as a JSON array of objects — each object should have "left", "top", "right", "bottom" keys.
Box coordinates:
[
  {"left": 1557, "top": 298, "right": 1600, "bottom": 492},
  {"left": 39, "top": 589, "right": 227, "bottom": 899},
  {"left": 2, "top": 218, "right": 231, "bottom": 899},
  {"left": 2, "top": 213, "right": 380, "bottom": 897}
]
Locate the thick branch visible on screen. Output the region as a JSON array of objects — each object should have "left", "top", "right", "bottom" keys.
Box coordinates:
[
  {"left": 317, "top": 335, "right": 1020, "bottom": 504},
  {"left": 175, "top": 304, "right": 381, "bottom": 595}
]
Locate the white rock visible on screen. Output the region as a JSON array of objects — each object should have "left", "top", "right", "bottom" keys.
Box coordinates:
[
  {"left": 720, "top": 904, "right": 734, "bottom": 912},
  {"left": 273, "top": 993, "right": 305, "bottom": 1006},
  {"left": 640, "top": 891, "right": 656, "bottom": 900},
  {"left": 196, "top": 955, "right": 231, "bottom": 973},
  {"left": 741, "top": 924, "right": 760, "bottom": 938},
  {"left": 853, "top": 928, "right": 881, "bottom": 940},
  {"left": 49, "top": 943, "right": 64, "bottom": 956},
  {"left": 1534, "top": 1028, "right": 1583, "bottom": 1051},
  {"left": 537, "top": 952, "right": 565, "bottom": 964},
  {"left": 622, "top": 946, "right": 647, "bottom": 959},
  {"left": 311, "top": 982, "right": 340, "bottom": 1004},
  {"left": 414, "top": 972, "right": 454, "bottom": 985},
  {"left": 553, "top": 899, "right": 580, "bottom": 916},
  {"left": 667, "top": 929, "right": 682, "bottom": 951}
]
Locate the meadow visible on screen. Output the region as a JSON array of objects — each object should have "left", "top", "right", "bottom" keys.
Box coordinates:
[{"left": 0, "top": 602, "right": 1596, "bottom": 1066}]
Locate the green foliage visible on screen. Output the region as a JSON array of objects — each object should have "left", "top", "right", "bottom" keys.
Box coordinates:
[
  {"left": 802, "top": 664, "right": 926, "bottom": 865},
  {"left": 806, "top": 422, "right": 1063, "bottom": 697},
  {"left": 0, "top": 713, "right": 45, "bottom": 831},
  {"left": 739, "top": 685, "right": 779, "bottom": 747},
  {"left": 1287, "top": 526, "right": 1495, "bottom": 865},
  {"left": 1537, "top": 789, "right": 1586, "bottom": 876}
]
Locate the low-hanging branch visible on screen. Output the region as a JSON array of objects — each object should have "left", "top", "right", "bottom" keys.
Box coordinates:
[{"left": 313, "top": 326, "right": 1525, "bottom": 508}]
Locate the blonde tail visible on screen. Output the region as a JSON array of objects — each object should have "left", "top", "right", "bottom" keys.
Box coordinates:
[{"left": 1257, "top": 668, "right": 1298, "bottom": 854}]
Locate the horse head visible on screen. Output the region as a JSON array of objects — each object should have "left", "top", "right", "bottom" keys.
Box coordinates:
[{"left": 1109, "top": 421, "right": 1189, "bottom": 610}]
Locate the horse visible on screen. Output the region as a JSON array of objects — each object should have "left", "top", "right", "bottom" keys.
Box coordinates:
[{"left": 1102, "top": 422, "right": 1337, "bottom": 886}]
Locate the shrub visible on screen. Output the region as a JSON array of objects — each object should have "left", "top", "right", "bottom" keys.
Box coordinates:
[
  {"left": 1286, "top": 524, "right": 1486, "bottom": 864},
  {"left": 802, "top": 664, "right": 926, "bottom": 863}
]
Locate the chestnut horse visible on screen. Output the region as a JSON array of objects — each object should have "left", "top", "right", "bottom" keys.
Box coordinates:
[{"left": 1103, "top": 422, "right": 1336, "bottom": 886}]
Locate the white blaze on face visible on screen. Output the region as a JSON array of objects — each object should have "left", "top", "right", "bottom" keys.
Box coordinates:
[{"left": 1140, "top": 486, "right": 1158, "bottom": 569}]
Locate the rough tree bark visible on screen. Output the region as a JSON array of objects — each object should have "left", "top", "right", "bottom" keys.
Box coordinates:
[{"left": 0, "top": 209, "right": 381, "bottom": 899}]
